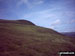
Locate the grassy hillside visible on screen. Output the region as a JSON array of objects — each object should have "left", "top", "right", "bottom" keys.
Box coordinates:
[{"left": 0, "top": 20, "right": 75, "bottom": 56}]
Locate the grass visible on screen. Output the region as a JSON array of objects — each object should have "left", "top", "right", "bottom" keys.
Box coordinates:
[{"left": 0, "top": 20, "right": 75, "bottom": 56}]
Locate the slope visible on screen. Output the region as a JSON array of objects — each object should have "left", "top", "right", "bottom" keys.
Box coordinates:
[{"left": 0, "top": 20, "right": 75, "bottom": 56}]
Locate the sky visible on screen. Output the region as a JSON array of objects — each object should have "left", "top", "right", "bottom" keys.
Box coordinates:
[{"left": 0, "top": 0, "right": 75, "bottom": 32}]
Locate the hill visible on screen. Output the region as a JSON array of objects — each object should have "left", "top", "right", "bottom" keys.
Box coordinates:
[
  {"left": 0, "top": 19, "right": 35, "bottom": 25},
  {"left": 61, "top": 32, "right": 75, "bottom": 37},
  {"left": 0, "top": 20, "right": 75, "bottom": 56}
]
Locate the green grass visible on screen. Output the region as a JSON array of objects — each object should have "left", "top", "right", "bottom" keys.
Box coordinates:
[{"left": 0, "top": 20, "right": 75, "bottom": 56}]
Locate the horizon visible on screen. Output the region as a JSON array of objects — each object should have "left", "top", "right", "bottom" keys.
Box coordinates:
[
  {"left": 0, "top": 0, "right": 75, "bottom": 32},
  {"left": 0, "top": 19, "right": 75, "bottom": 33}
]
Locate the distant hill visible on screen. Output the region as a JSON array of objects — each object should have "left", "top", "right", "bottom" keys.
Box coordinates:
[
  {"left": 0, "top": 20, "right": 75, "bottom": 56},
  {"left": 61, "top": 32, "right": 75, "bottom": 37}
]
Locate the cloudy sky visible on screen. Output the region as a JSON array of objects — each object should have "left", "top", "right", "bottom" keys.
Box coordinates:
[{"left": 0, "top": 0, "right": 75, "bottom": 32}]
